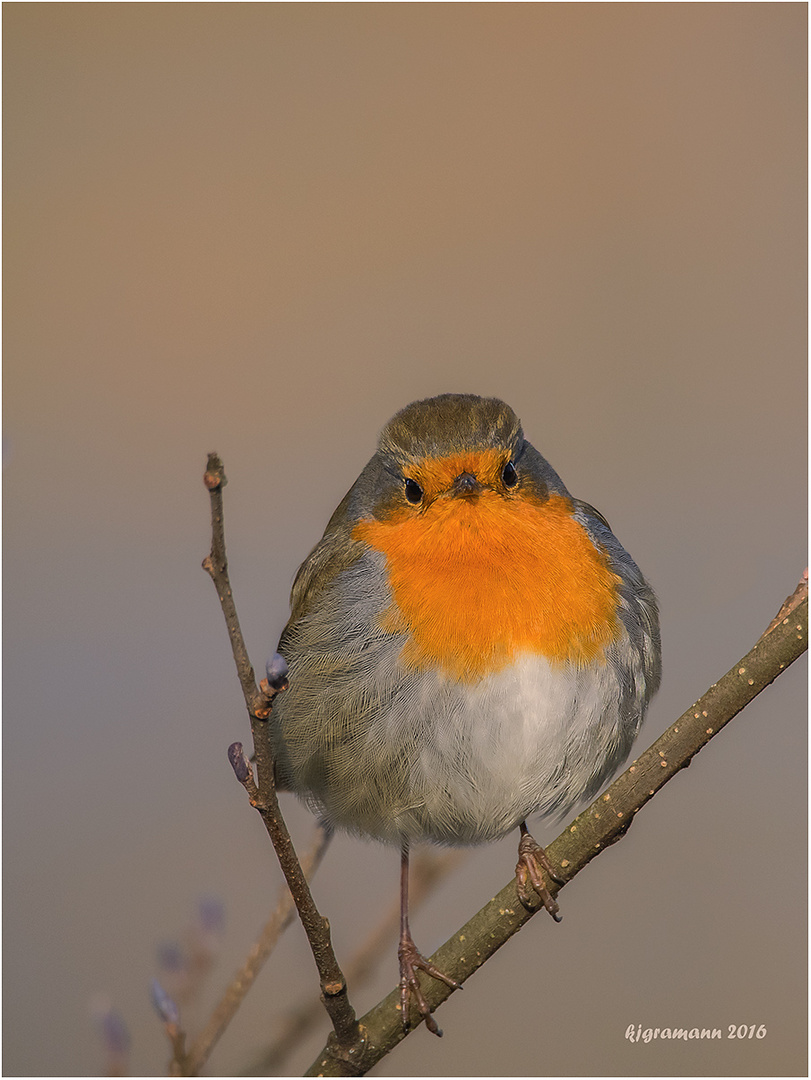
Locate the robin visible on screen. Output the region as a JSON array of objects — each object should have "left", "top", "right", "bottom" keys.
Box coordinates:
[{"left": 270, "top": 393, "right": 661, "bottom": 1035}]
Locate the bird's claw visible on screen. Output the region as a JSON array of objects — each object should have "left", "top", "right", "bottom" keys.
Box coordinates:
[
  {"left": 515, "top": 831, "right": 563, "bottom": 921},
  {"left": 398, "top": 934, "right": 460, "bottom": 1037}
]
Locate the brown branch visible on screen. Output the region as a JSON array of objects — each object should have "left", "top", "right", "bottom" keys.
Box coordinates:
[
  {"left": 202, "top": 454, "right": 368, "bottom": 1074},
  {"left": 306, "top": 576, "right": 808, "bottom": 1076},
  {"left": 246, "top": 849, "right": 466, "bottom": 1076},
  {"left": 202, "top": 458, "right": 267, "bottom": 721},
  {"left": 184, "top": 823, "right": 333, "bottom": 1077}
]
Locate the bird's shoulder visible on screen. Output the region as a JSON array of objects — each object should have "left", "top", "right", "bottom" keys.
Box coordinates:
[
  {"left": 287, "top": 487, "right": 367, "bottom": 624},
  {"left": 571, "top": 498, "right": 612, "bottom": 533}
]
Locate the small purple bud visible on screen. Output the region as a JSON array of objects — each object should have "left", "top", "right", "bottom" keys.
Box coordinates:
[
  {"left": 149, "top": 978, "right": 180, "bottom": 1028},
  {"left": 156, "top": 941, "right": 186, "bottom": 973},
  {"left": 197, "top": 895, "right": 225, "bottom": 937},
  {"left": 100, "top": 1008, "right": 130, "bottom": 1056},
  {"left": 265, "top": 652, "right": 289, "bottom": 690},
  {"left": 227, "top": 742, "right": 250, "bottom": 782},
  {"left": 90, "top": 998, "right": 130, "bottom": 1057}
]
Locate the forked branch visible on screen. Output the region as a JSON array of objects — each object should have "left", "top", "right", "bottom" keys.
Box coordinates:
[{"left": 202, "top": 453, "right": 368, "bottom": 1076}]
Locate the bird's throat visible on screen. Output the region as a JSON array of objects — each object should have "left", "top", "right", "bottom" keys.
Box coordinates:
[{"left": 353, "top": 491, "right": 623, "bottom": 681}]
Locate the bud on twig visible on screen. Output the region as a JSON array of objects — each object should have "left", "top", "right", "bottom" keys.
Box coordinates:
[
  {"left": 265, "top": 652, "right": 289, "bottom": 691},
  {"left": 150, "top": 977, "right": 180, "bottom": 1028},
  {"left": 90, "top": 997, "right": 131, "bottom": 1057},
  {"left": 157, "top": 941, "right": 186, "bottom": 974},
  {"left": 227, "top": 742, "right": 252, "bottom": 783},
  {"left": 197, "top": 895, "right": 225, "bottom": 938}
]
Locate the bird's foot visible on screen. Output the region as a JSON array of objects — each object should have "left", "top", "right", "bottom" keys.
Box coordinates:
[
  {"left": 398, "top": 930, "right": 460, "bottom": 1037},
  {"left": 515, "top": 828, "right": 564, "bottom": 921}
]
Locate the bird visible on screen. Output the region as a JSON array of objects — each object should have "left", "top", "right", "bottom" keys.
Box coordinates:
[{"left": 269, "top": 393, "right": 661, "bottom": 1035}]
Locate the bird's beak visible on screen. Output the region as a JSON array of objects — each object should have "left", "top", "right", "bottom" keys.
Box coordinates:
[{"left": 451, "top": 472, "right": 484, "bottom": 497}]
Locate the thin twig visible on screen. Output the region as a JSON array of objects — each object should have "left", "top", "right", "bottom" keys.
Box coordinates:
[
  {"left": 184, "top": 823, "right": 333, "bottom": 1077},
  {"left": 306, "top": 576, "right": 808, "bottom": 1076},
  {"left": 247, "top": 849, "right": 466, "bottom": 1076},
  {"left": 765, "top": 566, "right": 808, "bottom": 634},
  {"left": 202, "top": 459, "right": 267, "bottom": 721},
  {"left": 202, "top": 454, "right": 367, "bottom": 1073},
  {"left": 150, "top": 979, "right": 188, "bottom": 1076}
]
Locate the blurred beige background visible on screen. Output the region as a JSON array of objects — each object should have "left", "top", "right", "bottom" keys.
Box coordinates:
[{"left": 4, "top": 3, "right": 806, "bottom": 1077}]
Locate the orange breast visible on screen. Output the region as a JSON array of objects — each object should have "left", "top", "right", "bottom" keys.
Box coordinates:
[{"left": 353, "top": 489, "right": 622, "bottom": 682}]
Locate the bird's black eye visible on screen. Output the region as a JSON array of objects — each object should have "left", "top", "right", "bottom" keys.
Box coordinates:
[
  {"left": 502, "top": 461, "right": 518, "bottom": 488},
  {"left": 404, "top": 478, "right": 424, "bottom": 504}
]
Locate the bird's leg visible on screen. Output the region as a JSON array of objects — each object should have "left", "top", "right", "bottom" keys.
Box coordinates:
[
  {"left": 397, "top": 840, "right": 460, "bottom": 1037},
  {"left": 515, "top": 821, "right": 563, "bottom": 921}
]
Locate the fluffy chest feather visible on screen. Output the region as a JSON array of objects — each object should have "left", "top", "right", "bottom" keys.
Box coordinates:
[{"left": 353, "top": 490, "right": 623, "bottom": 680}]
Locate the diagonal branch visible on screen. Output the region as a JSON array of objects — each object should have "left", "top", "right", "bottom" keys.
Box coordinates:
[
  {"left": 245, "top": 849, "right": 466, "bottom": 1076},
  {"left": 306, "top": 576, "right": 808, "bottom": 1076},
  {"left": 184, "top": 823, "right": 332, "bottom": 1077},
  {"left": 202, "top": 454, "right": 369, "bottom": 1075}
]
